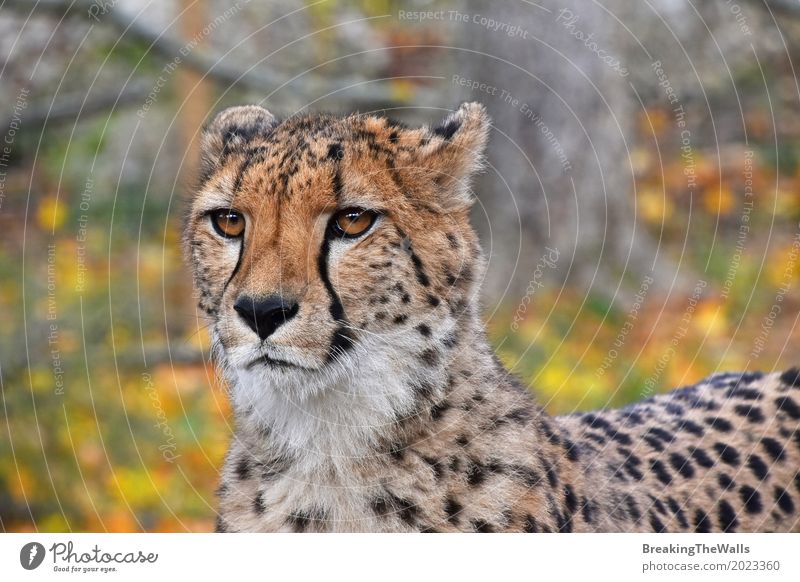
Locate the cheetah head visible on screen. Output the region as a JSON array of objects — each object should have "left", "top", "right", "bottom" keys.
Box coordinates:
[{"left": 184, "top": 102, "right": 490, "bottom": 412}]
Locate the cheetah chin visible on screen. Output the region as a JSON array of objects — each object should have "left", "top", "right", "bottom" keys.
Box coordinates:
[{"left": 185, "top": 102, "right": 800, "bottom": 533}]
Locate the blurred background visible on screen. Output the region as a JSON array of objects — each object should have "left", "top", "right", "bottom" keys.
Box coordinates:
[{"left": 1, "top": 0, "right": 799, "bottom": 532}]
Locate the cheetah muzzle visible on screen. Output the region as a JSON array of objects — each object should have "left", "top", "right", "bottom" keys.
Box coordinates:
[{"left": 184, "top": 102, "right": 800, "bottom": 533}]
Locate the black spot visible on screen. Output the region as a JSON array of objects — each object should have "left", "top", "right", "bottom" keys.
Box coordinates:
[
  {"left": 643, "top": 435, "right": 665, "bottom": 451},
  {"left": 409, "top": 250, "right": 430, "bottom": 287},
  {"left": 393, "top": 314, "right": 408, "bottom": 325},
  {"left": 780, "top": 367, "right": 800, "bottom": 387},
  {"left": 426, "top": 294, "right": 440, "bottom": 307},
  {"left": 421, "top": 455, "right": 444, "bottom": 480},
  {"left": 625, "top": 496, "right": 641, "bottom": 521},
  {"left": 727, "top": 385, "right": 762, "bottom": 400},
  {"left": 286, "top": 509, "right": 321, "bottom": 532},
  {"left": 718, "top": 473, "right": 736, "bottom": 491},
  {"left": 372, "top": 492, "right": 418, "bottom": 525},
  {"left": 761, "top": 437, "right": 785, "bottom": 462},
  {"left": 388, "top": 131, "right": 399, "bottom": 144},
  {"left": 523, "top": 515, "right": 539, "bottom": 532},
  {"left": 471, "top": 519, "right": 493, "bottom": 533},
  {"left": 430, "top": 401, "right": 449, "bottom": 421},
  {"left": 734, "top": 404, "right": 765, "bottom": 423},
  {"left": 582, "top": 413, "right": 613, "bottom": 431},
  {"left": 649, "top": 513, "right": 667, "bottom": 532},
  {"left": 235, "top": 457, "right": 251, "bottom": 480},
  {"left": 401, "top": 293, "right": 411, "bottom": 304},
  {"left": 445, "top": 498, "right": 462, "bottom": 524},
  {"left": 564, "top": 439, "right": 581, "bottom": 462},
  {"left": 214, "top": 516, "right": 229, "bottom": 532},
  {"left": 509, "top": 464, "right": 541, "bottom": 488},
  {"left": 676, "top": 419, "right": 704, "bottom": 436},
  {"left": 466, "top": 460, "right": 487, "bottom": 486},
  {"left": 581, "top": 498, "right": 595, "bottom": 524},
  {"left": 446, "top": 232, "right": 459, "bottom": 249},
  {"left": 556, "top": 510, "right": 573, "bottom": 532},
  {"left": 650, "top": 496, "right": 668, "bottom": 515},
  {"left": 327, "top": 142, "right": 344, "bottom": 160},
  {"left": 505, "top": 408, "right": 531, "bottom": 425},
  {"left": 388, "top": 442, "right": 404, "bottom": 461},
  {"left": 666, "top": 498, "right": 689, "bottom": 528},
  {"left": 718, "top": 500, "right": 738, "bottom": 532},
  {"left": 416, "top": 323, "right": 431, "bottom": 337},
  {"left": 668, "top": 453, "right": 695, "bottom": 479},
  {"left": 622, "top": 456, "right": 644, "bottom": 481},
  {"left": 253, "top": 492, "right": 265, "bottom": 515},
  {"left": 694, "top": 509, "right": 712, "bottom": 533},
  {"left": 705, "top": 416, "right": 733, "bottom": 432},
  {"left": 609, "top": 430, "right": 632, "bottom": 445},
  {"left": 740, "top": 485, "right": 763, "bottom": 514},
  {"left": 646, "top": 426, "right": 675, "bottom": 445},
  {"left": 456, "top": 435, "right": 470, "bottom": 447},
  {"left": 419, "top": 348, "right": 439, "bottom": 367},
  {"left": 774, "top": 486, "right": 795, "bottom": 514},
  {"left": 564, "top": 485, "right": 578, "bottom": 514},
  {"left": 543, "top": 460, "right": 559, "bottom": 488},
  {"left": 650, "top": 459, "right": 673, "bottom": 485},
  {"left": 775, "top": 396, "right": 800, "bottom": 419},
  {"left": 747, "top": 454, "right": 769, "bottom": 481},
  {"left": 433, "top": 117, "right": 462, "bottom": 140},
  {"left": 622, "top": 409, "right": 645, "bottom": 426},
  {"left": 714, "top": 442, "right": 740, "bottom": 466},
  {"left": 688, "top": 446, "right": 715, "bottom": 468}
]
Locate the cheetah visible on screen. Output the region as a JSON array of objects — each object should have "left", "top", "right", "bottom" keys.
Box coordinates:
[{"left": 184, "top": 102, "right": 800, "bottom": 532}]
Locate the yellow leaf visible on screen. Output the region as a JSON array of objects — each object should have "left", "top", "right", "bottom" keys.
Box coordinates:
[
  {"left": 703, "top": 185, "right": 734, "bottom": 215},
  {"left": 37, "top": 196, "right": 66, "bottom": 231}
]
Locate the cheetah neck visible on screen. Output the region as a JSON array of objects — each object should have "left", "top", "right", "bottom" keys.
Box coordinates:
[{"left": 224, "top": 310, "right": 511, "bottom": 471}]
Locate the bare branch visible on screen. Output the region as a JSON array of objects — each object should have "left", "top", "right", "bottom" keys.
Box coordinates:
[{"left": 2, "top": 0, "right": 437, "bottom": 107}]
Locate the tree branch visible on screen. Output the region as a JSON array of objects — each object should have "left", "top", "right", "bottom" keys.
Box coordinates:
[{"left": 3, "top": 0, "right": 437, "bottom": 107}]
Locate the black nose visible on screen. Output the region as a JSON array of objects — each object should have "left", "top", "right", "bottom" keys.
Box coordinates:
[{"left": 234, "top": 294, "right": 299, "bottom": 340}]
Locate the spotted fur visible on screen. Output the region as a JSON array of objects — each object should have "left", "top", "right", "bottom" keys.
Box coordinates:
[{"left": 184, "top": 102, "right": 800, "bottom": 532}]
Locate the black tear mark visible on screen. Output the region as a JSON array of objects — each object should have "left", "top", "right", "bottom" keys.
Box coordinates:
[{"left": 317, "top": 236, "right": 354, "bottom": 362}]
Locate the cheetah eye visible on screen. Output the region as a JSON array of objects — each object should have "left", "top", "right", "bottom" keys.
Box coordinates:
[
  {"left": 331, "top": 207, "right": 378, "bottom": 239},
  {"left": 209, "top": 208, "right": 246, "bottom": 239}
]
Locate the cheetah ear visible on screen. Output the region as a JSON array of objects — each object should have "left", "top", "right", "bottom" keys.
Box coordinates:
[
  {"left": 199, "top": 105, "right": 278, "bottom": 182},
  {"left": 418, "top": 102, "right": 490, "bottom": 210}
]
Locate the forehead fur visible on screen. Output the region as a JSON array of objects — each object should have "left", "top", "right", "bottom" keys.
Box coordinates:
[{"left": 196, "top": 102, "right": 490, "bottom": 211}]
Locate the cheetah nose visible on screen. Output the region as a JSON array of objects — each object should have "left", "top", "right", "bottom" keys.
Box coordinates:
[{"left": 234, "top": 294, "right": 299, "bottom": 341}]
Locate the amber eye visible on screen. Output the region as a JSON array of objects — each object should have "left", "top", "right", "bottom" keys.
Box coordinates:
[
  {"left": 209, "top": 209, "right": 245, "bottom": 238},
  {"left": 331, "top": 208, "right": 378, "bottom": 238}
]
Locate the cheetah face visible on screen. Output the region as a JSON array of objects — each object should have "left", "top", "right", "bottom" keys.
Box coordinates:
[{"left": 184, "top": 103, "right": 489, "bottom": 400}]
